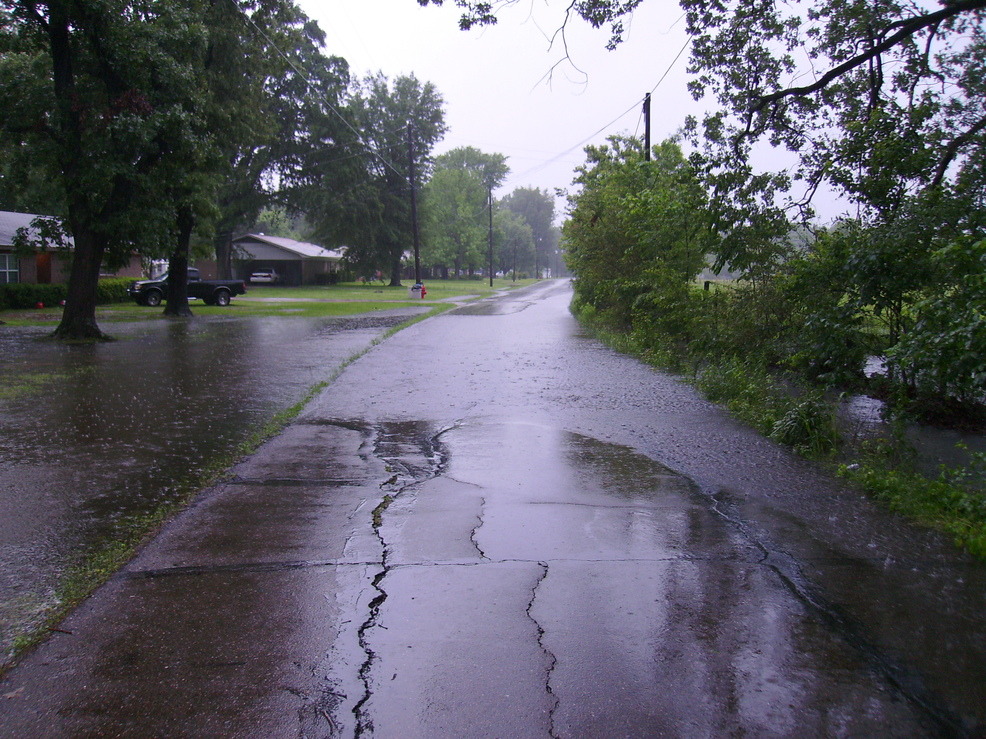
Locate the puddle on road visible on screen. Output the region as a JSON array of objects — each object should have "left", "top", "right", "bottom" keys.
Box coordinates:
[{"left": 0, "top": 314, "right": 409, "bottom": 658}]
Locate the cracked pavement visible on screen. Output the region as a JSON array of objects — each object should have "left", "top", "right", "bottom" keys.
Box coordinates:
[{"left": 2, "top": 280, "right": 985, "bottom": 737}]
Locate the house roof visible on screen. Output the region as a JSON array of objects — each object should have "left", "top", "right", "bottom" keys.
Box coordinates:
[
  {"left": 0, "top": 211, "right": 44, "bottom": 247},
  {"left": 233, "top": 233, "right": 344, "bottom": 261}
]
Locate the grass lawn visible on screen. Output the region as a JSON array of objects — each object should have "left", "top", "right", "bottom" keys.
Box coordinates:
[
  {"left": 0, "top": 278, "right": 541, "bottom": 326},
  {"left": 245, "top": 277, "right": 536, "bottom": 302},
  {"left": 0, "top": 300, "right": 433, "bottom": 326}
]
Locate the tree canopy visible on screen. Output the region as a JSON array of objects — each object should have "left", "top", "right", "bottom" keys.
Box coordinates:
[
  {"left": 422, "top": 146, "right": 507, "bottom": 277},
  {"left": 499, "top": 186, "right": 556, "bottom": 277},
  {"left": 0, "top": 0, "right": 351, "bottom": 336},
  {"left": 334, "top": 72, "right": 446, "bottom": 285}
]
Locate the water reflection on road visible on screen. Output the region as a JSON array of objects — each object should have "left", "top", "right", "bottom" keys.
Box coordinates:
[{"left": 0, "top": 312, "right": 415, "bottom": 657}]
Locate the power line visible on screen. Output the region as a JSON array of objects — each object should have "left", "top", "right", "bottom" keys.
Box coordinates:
[
  {"left": 508, "top": 97, "right": 644, "bottom": 184},
  {"left": 650, "top": 36, "right": 691, "bottom": 95},
  {"left": 509, "top": 35, "right": 691, "bottom": 186}
]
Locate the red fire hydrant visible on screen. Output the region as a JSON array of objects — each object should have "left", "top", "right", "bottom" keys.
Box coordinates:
[{"left": 420, "top": 284, "right": 427, "bottom": 298}]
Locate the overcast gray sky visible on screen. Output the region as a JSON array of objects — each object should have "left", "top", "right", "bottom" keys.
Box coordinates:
[{"left": 302, "top": 0, "right": 698, "bottom": 210}]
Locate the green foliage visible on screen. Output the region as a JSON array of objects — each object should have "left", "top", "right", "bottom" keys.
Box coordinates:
[
  {"left": 888, "top": 238, "right": 986, "bottom": 401},
  {"left": 0, "top": 283, "right": 66, "bottom": 309},
  {"left": 95, "top": 278, "right": 134, "bottom": 305},
  {"left": 565, "top": 136, "right": 711, "bottom": 327},
  {"left": 339, "top": 73, "right": 447, "bottom": 282},
  {"left": 768, "top": 395, "right": 840, "bottom": 456},
  {"left": 493, "top": 208, "right": 535, "bottom": 278},
  {"left": 841, "top": 453, "right": 986, "bottom": 558},
  {"left": 421, "top": 146, "right": 509, "bottom": 277},
  {"left": 500, "top": 187, "right": 557, "bottom": 276},
  {"left": 0, "top": 278, "right": 132, "bottom": 310}
]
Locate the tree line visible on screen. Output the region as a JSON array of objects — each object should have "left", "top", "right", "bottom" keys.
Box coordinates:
[{"left": 0, "top": 0, "right": 558, "bottom": 340}]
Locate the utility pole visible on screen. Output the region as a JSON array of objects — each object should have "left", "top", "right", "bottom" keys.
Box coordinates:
[
  {"left": 407, "top": 123, "right": 421, "bottom": 284},
  {"left": 643, "top": 92, "right": 651, "bottom": 161},
  {"left": 487, "top": 186, "right": 494, "bottom": 288}
]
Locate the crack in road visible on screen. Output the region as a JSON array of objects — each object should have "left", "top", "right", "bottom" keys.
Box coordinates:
[
  {"left": 705, "top": 488, "right": 966, "bottom": 736},
  {"left": 470, "top": 496, "right": 489, "bottom": 560},
  {"left": 351, "top": 421, "right": 454, "bottom": 737},
  {"left": 527, "top": 562, "right": 559, "bottom": 739}
]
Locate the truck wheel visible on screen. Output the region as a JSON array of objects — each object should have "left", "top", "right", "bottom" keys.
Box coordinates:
[
  {"left": 214, "top": 288, "right": 231, "bottom": 307},
  {"left": 144, "top": 289, "right": 162, "bottom": 307}
]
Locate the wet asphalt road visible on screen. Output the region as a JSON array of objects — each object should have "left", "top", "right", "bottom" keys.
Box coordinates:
[{"left": 2, "top": 280, "right": 985, "bottom": 737}]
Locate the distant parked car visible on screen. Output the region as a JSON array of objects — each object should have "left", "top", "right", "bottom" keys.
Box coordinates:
[{"left": 250, "top": 269, "right": 279, "bottom": 284}]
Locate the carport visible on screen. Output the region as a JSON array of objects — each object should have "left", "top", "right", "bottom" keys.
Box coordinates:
[{"left": 232, "top": 233, "right": 344, "bottom": 286}]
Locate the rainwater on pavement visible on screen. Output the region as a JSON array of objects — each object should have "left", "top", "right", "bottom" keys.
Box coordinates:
[
  {"left": 1, "top": 282, "right": 984, "bottom": 737},
  {"left": 0, "top": 310, "right": 422, "bottom": 659}
]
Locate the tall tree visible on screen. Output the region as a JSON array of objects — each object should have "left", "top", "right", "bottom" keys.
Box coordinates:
[
  {"left": 345, "top": 73, "right": 446, "bottom": 285},
  {"left": 493, "top": 208, "right": 534, "bottom": 279},
  {"left": 0, "top": 0, "right": 344, "bottom": 332},
  {"left": 422, "top": 146, "right": 508, "bottom": 277},
  {"left": 0, "top": 0, "right": 213, "bottom": 337},
  {"left": 499, "top": 187, "right": 555, "bottom": 278},
  {"left": 217, "top": 5, "right": 354, "bottom": 278}
]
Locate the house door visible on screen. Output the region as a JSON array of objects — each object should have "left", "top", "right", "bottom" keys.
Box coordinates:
[{"left": 36, "top": 252, "right": 52, "bottom": 284}]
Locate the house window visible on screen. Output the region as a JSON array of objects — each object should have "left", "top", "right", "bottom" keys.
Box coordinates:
[{"left": 0, "top": 253, "right": 19, "bottom": 284}]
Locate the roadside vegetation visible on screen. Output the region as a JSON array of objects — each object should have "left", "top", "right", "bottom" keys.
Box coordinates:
[
  {"left": 1, "top": 0, "right": 563, "bottom": 340},
  {"left": 565, "top": 137, "right": 986, "bottom": 558},
  {"left": 431, "top": 0, "right": 986, "bottom": 561}
]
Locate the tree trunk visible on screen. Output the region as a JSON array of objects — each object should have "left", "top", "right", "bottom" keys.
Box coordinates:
[
  {"left": 389, "top": 252, "right": 403, "bottom": 287},
  {"left": 164, "top": 208, "right": 194, "bottom": 317},
  {"left": 51, "top": 229, "right": 109, "bottom": 341},
  {"left": 214, "top": 229, "right": 233, "bottom": 279},
  {"left": 47, "top": 2, "right": 109, "bottom": 341}
]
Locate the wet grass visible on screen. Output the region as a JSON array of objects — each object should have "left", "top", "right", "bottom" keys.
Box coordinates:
[
  {"left": 246, "top": 277, "right": 535, "bottom": 302},
  {"left": 0, "top": 303, "right": 453, "bottom": 673},
  {"left": 839, "top": 448, "right": 986, "bottom": 558},
  {"left": 0, "top": 370, "right": 72, "bottom": 400},
  {"left": 0, "top": 278, "right": 535, "bottom": 327},
  {"left": 0, "top": 300, "right": 422, "bottom": 326}
]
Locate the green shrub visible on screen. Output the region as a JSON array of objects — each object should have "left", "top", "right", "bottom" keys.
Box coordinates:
[
  {"left": 768, "top": 394, "right": 840, "bottom": 455},
  {"left": 0, "top": 278, "right": 134, "bottom": 310},
  {"left": 95, "top": 277, "right": 134, "bottom": 304},
  {"left": 0, "top": 282, "right": 68, "bottom": 309}
]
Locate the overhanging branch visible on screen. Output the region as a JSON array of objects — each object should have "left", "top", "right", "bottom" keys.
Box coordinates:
[
  {"left": 931, "top": 114, "right": 986, "bottom": 187},
  {"left": 751, "top": 0, "right": 986, "bottom": 114}
]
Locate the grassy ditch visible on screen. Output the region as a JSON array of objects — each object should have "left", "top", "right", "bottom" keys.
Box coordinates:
[
  {"left": 577, "top": 314, "right": 986, "bottom": 560},
  {"left": 1, "top": 303, "right": 452, "bottom": 672}
]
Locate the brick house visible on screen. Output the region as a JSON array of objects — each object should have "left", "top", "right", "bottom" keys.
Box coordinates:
[{"left": 0, "top": 211, "right": 142, "bottom": 284}]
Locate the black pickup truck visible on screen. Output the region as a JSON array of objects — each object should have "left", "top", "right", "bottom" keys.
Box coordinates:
[{"left": 127, "top": 268, "right": 246, "bottom": 307}]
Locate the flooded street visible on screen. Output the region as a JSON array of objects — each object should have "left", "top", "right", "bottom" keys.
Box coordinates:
[
  {"left": 1, "top": 282, "right": 985, "bottom": 736},
  {"left": 0, "top": 310, "right": 422, "bottom": 658}
]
